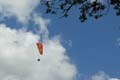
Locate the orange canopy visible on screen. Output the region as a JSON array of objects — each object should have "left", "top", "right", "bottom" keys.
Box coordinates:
[{"left": 36, "top": 42, "right": 43, "bottom": 55}]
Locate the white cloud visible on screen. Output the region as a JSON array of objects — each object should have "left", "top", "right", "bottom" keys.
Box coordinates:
[
  {"left": 109, "top": 78, "right": 120, "bottom": 80},
  {"left": 0, "top": 0, "right": 77, "bottom": 80},
  {"left": 0, "top": 24, "right": 77, "bottom": 80},
  {"left": 0, "top": 0, "right": 40, "bottom": 23},
  {"left": 33, "top": 14, "right": 50, "bottom": 40},
  {"left": 91, "top": 71, "right": 109, "bottom": 80},
  {"left": 91, "top": 71, "right": 120, "bottom": 80}
]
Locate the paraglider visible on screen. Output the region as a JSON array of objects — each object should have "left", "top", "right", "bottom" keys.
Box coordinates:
[{"left": 36, "top": 42, "right": 43, "bottom": 61}]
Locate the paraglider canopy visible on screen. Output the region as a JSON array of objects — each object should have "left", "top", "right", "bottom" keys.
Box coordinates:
[{"left": 36, "top": 42, "right": 43, "bottom": 55}]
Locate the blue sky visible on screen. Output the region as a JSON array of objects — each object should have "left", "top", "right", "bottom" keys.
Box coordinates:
[
  {"left": 43, "top": 9, "right": 120, "bottom": 78},
  {"left": 0, "top": 0, "right": 120, "bottom": 80}
]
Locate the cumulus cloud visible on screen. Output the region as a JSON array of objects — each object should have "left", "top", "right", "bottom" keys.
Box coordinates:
[
  {"left": 0, "top": 24, "right": 77, "bottom": 80},
  {"left": 0, "top": 0, "right": 40, "bottom": 23}
]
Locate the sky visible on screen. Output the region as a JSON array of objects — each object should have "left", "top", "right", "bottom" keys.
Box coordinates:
[{"left": 0, "top": 0, "right": 120, "bottom": 80}]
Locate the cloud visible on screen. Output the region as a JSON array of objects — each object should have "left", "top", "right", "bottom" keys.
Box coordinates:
[
  {"left": 90, "top": 71, "right": 120, "bottom": 80},
  {"left": 0, "top": 0, "right": 40, "bottom": 23},
  {"left": 0, "top": 24, "right": 77, "bottom": 80},
  {"left": 116, "top": 38, "right": 120, "bottom": 47},
  {"left": 91, "top": 71, "right": 109, "bottom": 80},
  {"left": 109, "top": 78, "right": 120, "bottom": 80},
  {"left": 0, "top": 0, "right": 77, "bottom": 80},
  {"left": 33, "top": 14, "right": 50, "bottom": 40}
]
